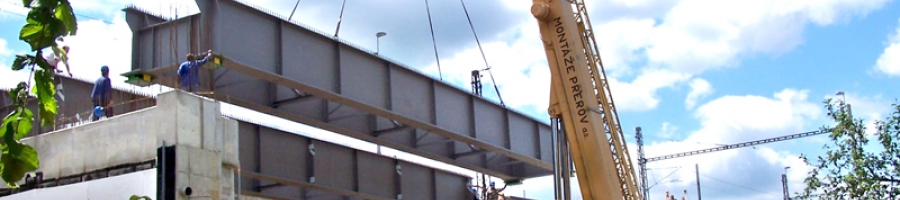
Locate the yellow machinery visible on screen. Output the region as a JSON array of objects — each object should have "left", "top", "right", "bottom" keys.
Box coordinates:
[{"left": 530, "top": 0, "right": 642, "bottom": 199}]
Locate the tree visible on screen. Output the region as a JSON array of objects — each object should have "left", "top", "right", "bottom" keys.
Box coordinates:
[
  {"left": 800, "top": 98, "right": 900, "bottom": 199},
  {"left": 0, "top": 0, "right": 77, "bottom": 187}
]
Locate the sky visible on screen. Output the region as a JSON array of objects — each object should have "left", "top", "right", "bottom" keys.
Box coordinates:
[{"left": 1, "top": 0, "right": 900, "bottom": 199}]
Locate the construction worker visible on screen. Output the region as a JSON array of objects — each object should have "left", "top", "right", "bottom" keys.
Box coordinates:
[
  {"left": 486, "top": 181, "right": 506, "bottom": 200},
  {"left": 177, "top": 50, "right": 213, "bottom": 93},
  {"left": 44, "top": 45, "right": 72, "bottom": 77},
  {"left": 90, "top": 66, "right": 113, "bottom": 121}
]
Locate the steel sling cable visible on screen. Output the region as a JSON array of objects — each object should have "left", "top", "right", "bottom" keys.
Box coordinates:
[
  {"left": 423, "top": 0, "right": 443, "bottom": 80},
  {"left": 459, "top": 0, "right": 504, "bottom": 106}
]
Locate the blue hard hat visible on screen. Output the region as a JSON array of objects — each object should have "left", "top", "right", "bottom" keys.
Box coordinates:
[
  {"left": 490, "top": 181, "right": 495, "bottom": 186},
  {"left": 93, "top": 106, "right": 103, "bottom": 118},
  {"left": 100, "top": 65, "right": 109, "bottom": 71}
]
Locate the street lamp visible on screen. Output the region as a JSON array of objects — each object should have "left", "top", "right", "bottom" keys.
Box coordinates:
[{"left": 376, "top": 32, "right": 387, "bottom": 55}]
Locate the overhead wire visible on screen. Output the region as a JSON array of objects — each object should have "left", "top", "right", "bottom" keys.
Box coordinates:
[
  {"left": 701, "top": 173, "right": 767, "bottom": 194},
  {"left": 649, "top": 166, "right": 681, "bottom": 188},
  {"left": 700, "top": 183, "right": 745, "bottom": 197},
  {"left": 423, "top": 0, "right": 443, "bottom": 81},
  {"left": 458, "top": 0, "right": 503, "bottom": 106}
]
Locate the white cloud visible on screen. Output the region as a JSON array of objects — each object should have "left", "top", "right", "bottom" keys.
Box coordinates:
[
  {"left": 593, "top": 0, "right": 890, "bottom": 74},
  {"left": 0, "top": 38, "right": 9, "bottom": 56},
  {"left": 874, "top": 18, "right": 900, "bottom": 77},
  {"left": 685, "top": 78, "right": 712, "bottom": 110},
  {"left": 634, "top": 88, "right": 824, "bottom": 199},
  {"left": 658, "top": 121, "right": 678, "bottom": 139},
  {"left": 608, "top": 69, "right": 691, "bottom": 111},
  {"left": 689, "top": 89, "right": 821, "bottom": 143},
  {"left": 59, "top": 14, "right": 132, "bottom": 83},
  {"left": 0, "top": 2, "right": 29, "bottom": 20},
  {"left": 425, "top": 0, "right": 890, "bottom": 117}
]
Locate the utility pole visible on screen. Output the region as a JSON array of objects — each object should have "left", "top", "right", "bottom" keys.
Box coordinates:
[
  {"left": 783, "top": 166, "right": 791, "bottom": 200},
  {"left": 782, "top": 174, "right": 789, "bottom": 200},
  {"left": 636, "top": 127, "right": 649, "bottom": 200},
  {"left": 695, "top": 164, "right": 701, "bottom": 200}
]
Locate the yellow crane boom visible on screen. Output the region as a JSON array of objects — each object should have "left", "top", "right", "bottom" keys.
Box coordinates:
[{"left": 530, "top": 0, "right": 641, "bottom": 199}]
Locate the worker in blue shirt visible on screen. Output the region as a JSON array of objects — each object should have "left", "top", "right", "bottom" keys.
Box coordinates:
[
  {"left": 91, "top": 65, "right": 113, "bottom": 120},
  {"left": 178, "top": 50, "right": 213, "bottom": 92}
]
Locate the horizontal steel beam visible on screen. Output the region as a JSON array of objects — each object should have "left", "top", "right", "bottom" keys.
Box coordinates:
[
  {"left": 453, "top": 150, "right": 489, "bottom": 159},
  {"left": 372, "top": 126, "right": 415, "bottom": 137},
  {"left": 212, "top": 93, "right": 518, "bottom": 180},
  {"left": 242, "top": 171, "right": 391, "bottom": 200},
  {"left": 216, "top": 57, "right": 552, "bottom": 171},
  {"left": 271, "top": 94, "right": 314, "bottom": 108}
]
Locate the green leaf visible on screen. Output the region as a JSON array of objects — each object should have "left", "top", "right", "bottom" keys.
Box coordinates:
[
  {"left": 15, "top": 109, "right": 33, "bottom": 140},
  {"left": 0, "top": 111, "right": 21, "bottom": 144},
  {"left": 11, "top": 55, "right": 30, "bottom": 71},
  {"left": 1, "top": 142, "right": 40, "bottom": 188},
  {"left": 32, "top": 69, "right": 56, "bottom": 126},
  {"left": 21, "top": 0, "right": 35, "bottom": 8},
  {"left": 18, "top": 23, "right": 42, "bottom": 41},
  {"left": 35, "top": 0, "right": 53, "bottom": 8},
  {"left": 130, "top": 195, "right": 152, "bottom": 200},
  {"left": 54, "top": 0, "right": 77, "bottom": 36}
]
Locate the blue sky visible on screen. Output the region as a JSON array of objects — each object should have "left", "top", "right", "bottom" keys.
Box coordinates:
[{"left": 2, "top": 0, "right": 900, "bottom": 199}]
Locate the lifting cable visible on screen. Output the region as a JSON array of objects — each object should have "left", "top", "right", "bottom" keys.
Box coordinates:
[
  {"left": 459, "top": 0, "right": 504, "bottom": 106},
  {"left": 423, "top": 0, "right": 443, "bottom": 80},
  {"left": 334, "top": 0, "right": 348, "bottom": 37},
  {"left": 288, "top": 0, "right": 302, "bottom": 21}
]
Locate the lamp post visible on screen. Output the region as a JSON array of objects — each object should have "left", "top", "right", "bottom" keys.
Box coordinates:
[
  {"left": 783, "top": 166, "right": 791, "bottom": 200},
  {"left": 376, "top": 32, "right": 387, "bottom": 55}
]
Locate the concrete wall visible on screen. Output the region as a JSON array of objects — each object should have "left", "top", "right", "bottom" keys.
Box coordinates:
[
  {"left": 1, "top": 169, "right": 156, "bottom": 200},
  {"left": 0, "top": 76, "right": 157, "bottom": 137},
  {"left": 11, "top": 90, "right": 240, "bottom": 200}
]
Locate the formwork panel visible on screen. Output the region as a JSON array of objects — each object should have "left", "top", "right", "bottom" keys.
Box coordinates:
[
  {"left": 434, "top": 83, "right": 474, "bottom": 136},
  {"left": 276, "top": 99, "right": 328, "bottom": 122},
  {"left": 538, "top": 124, "right": 553, "bottom": 163},
  {"left": 413, "top": 130, "right": 453, "bottom": 158},
  {"left": 238, "top": 122, "right": 259, "bottom": 191},
  {"left": 473, "top": 98, "right": 508, "bottom": 148},
  {"left": 325, "top": 106, "right": 371, "bottom": 134},
  {"left": 389, "top": 67, "right": 434, "bottom": 123},
  {"left": 259, "top": 126, "right": 308, "bottom": 182},
  {"left": 214, "top": 68, "right": 272, "bottom": 105},
  {"left": 377, "top": 127, "right": 416, "bottom": 147},
  {"left": 281, "top": 24, "right": 339, "bottom": 93},
  {"left": 435, "top": 170, "right": 473, "bottom": 200},
  {"left": 356, "top": 153, "right": 397, "bottom": 198},
  {"left": 313, "top": 140, "right": 355, "bottom": 191},
  {"left": 215, "top": 3, "right": 278, "bottom": 73},
  {"left": 138, "top": 30, "right": 154, "bottom": 71},
  {"left": 509, "top": 112, "right": 539, "bottom": 158},
  {"left": 340, "top": 46, "right": 389, "bottom": 109},
  {"left": 400, "top": 162, "right": 435, "bottom": 200}
]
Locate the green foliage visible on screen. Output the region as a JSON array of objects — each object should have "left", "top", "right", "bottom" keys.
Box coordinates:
[
  {"left": 2, "top": 0, "right": 77, "bottom": 188},
  {"left": 129, "top": 195, "right": 152, "bottom": 200},
  {"left": 800, "top": 99, "right": 900, "bottom": 199}
]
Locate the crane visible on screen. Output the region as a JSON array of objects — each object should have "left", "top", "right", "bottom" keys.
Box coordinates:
[
  {"left": 530, "top": 0, "right": 641, "bottom": 199},
  {"left": 634, "top": 128, "right": 832, "bottom": 199}
]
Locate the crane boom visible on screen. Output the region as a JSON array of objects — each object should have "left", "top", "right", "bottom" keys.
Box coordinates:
[
  {"left": 531, "top": 0, "right": 641, "bottom": 199},
  {"left": 646, "top": 129, "right": 831, "bottom": 162}
]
